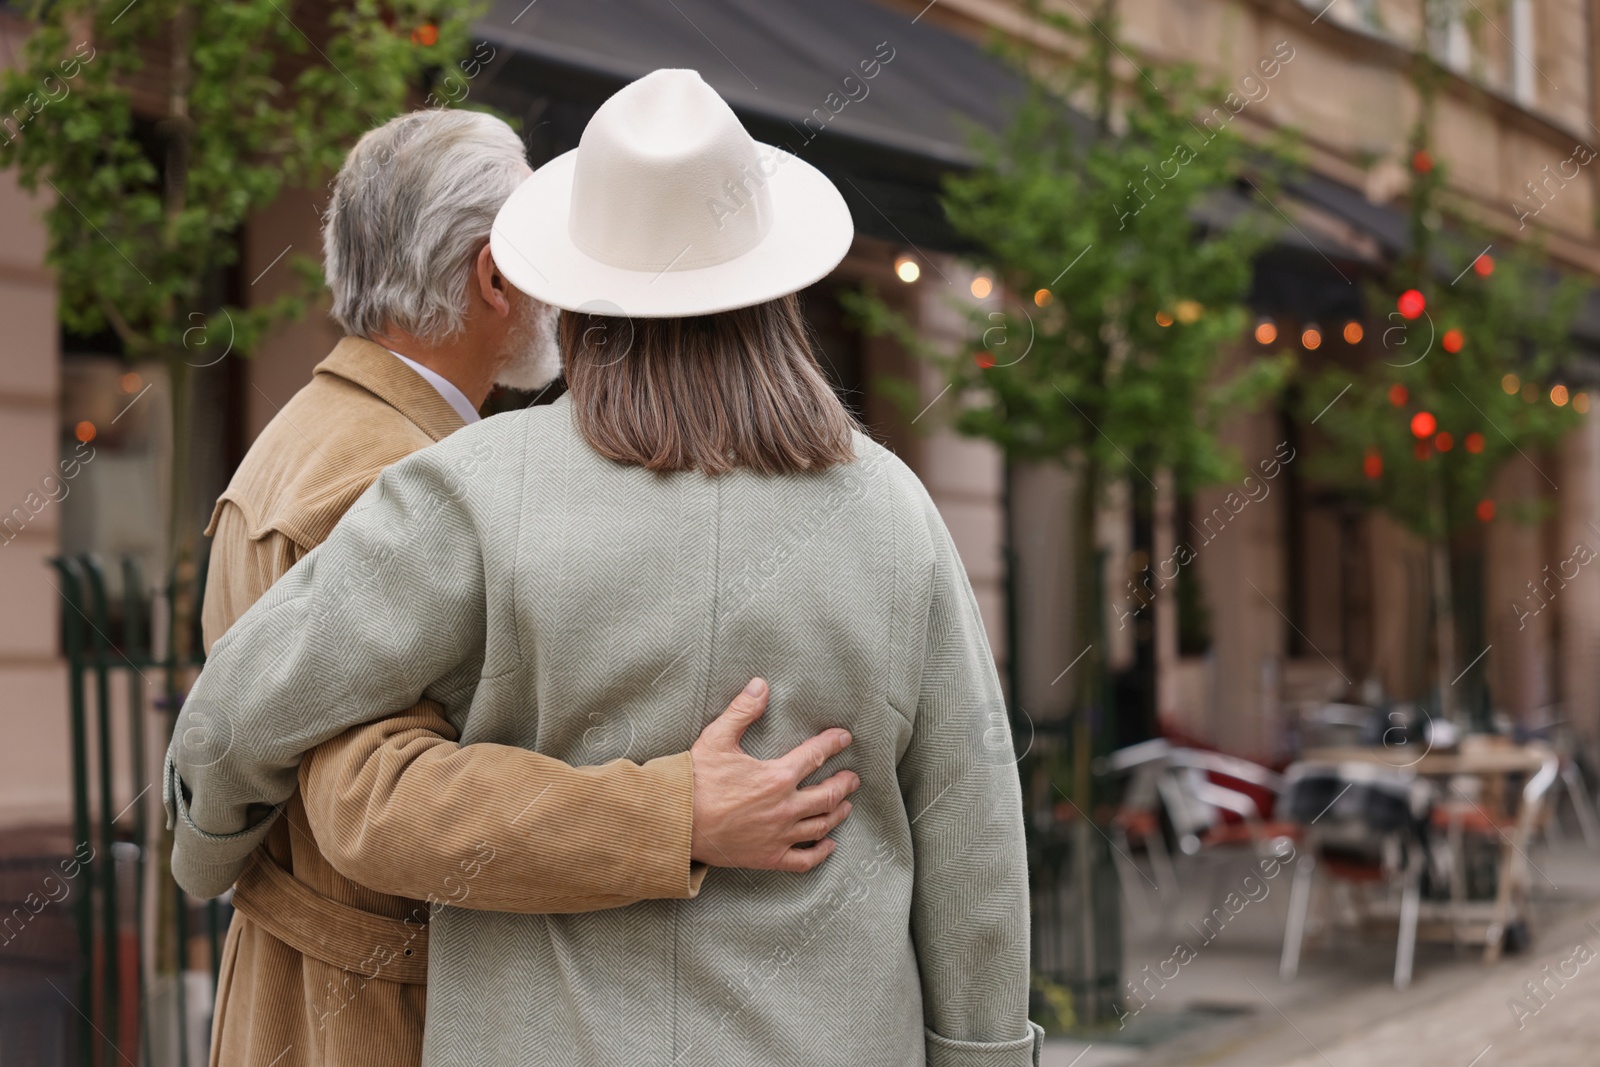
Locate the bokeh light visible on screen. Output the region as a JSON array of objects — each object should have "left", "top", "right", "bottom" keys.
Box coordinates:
[
  {"left": 1442, "top": 329, "right": 1463, "bottom": 353},
  {"left": 1397, "top": 289, "right": 1426, "bottom": 319},
  {"left": 1477, "top": 499, "right": 1496, "bottom": 522},
  {"left": 895, "top": 255, "right": 920, "bottom": 283},
  {"left": 1577, "top": 392, "right": 1591, "bottom": 414},
  {"left": 1363, "top": 451, "right": 1382, "bottom": 479},
  {"left": 1410, "top": 411, "right": 1436, "bottom": 438},
  {"left": 1343, "top": 321, "right": 1364, "bottom": 344},
  {"left": 1435, "top": 431, "right": 1453, "bottom": 452},
  {"left": 1474, "top": 253, "right": 1495, "bottom": 277},
  {"left": 1155, "top": 310, "right": 1174, "bottom": 327},
  {"left": 1034, "top": 288, "right": 1052, "bottom": 307},
  {"left": 1502, "top": 373, "right": 1520, "bottom": 395},
  {"left": 120, "top": 372, "right": 142, "bottom": 393},
  {"left": 74, "top": 421, "right": 95, "bottom": 443},
  {"left": 1465, "top": 432, "right": 1485, "bottom": 453},
  {"left": 1552, "top": 384, "right": 1570, "bottom": 406},
  {"left": 1388, "top": 383, "right": 1408, "bottom": 407},
  {"left": 970, "top": 276, "right": 993, "bottom": 299},
  {"left": 1301, "top": 326, "right": 1322, "bottom": 350},
  {"left": 1254, "top": 319, "right": 1277, "bottom": 344}
]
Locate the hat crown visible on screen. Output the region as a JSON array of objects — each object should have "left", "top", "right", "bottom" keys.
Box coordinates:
[{"left": 568, "top": 69, "right": 773, "bottom": 274}]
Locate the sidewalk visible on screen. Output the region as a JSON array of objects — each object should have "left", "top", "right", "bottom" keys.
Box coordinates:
[{"left": 1040, "top": 838, "right": 1600, "bottom": 1067}]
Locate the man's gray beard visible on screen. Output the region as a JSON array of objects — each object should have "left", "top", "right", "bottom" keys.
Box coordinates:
[{"left": 492, "top": 300, "right": 562, "bottom": 391}]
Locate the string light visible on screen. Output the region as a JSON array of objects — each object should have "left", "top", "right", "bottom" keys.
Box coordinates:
[
  {"left": 1254, "top": 319, "right": 1278, "bottom": 344},
  {"left": 1411, "top": 411, "right": 1436, "bottom": 438},
  {"left": 970, "top": 276, "right": 993, "bottom": 299},
  {"left": 1552, "top": 384, "right": 1570, "bottom": 406},
  {"left": 894, "top": 255, "right": 920, "bottom": 283},
  {"left": 1343, "top": 321, "right": 1364, "bottom": 344},
  {"left": 1155, "top": 310, "right": 1174, "bottom": 327},
  {"left": 1034, "top": 289, "right": 1052, "bottom": 307},
  {"left": 1442, "top": 329, "right": 1463, "bottom": 353},
  {"left": 74, "top": 421, "right": 95, "bottom": 443},
  {"left": 1474, "top": 253, "right": 1495, "bottom": 277},
  {"left": 1397, "top": 289, "right": 1426, "bottom": 319},
  {"left": 1301, "top": 325, "right": 1322, "bottom": 350}
]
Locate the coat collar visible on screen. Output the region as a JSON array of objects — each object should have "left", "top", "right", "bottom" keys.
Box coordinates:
[{"left": 314, "top": 337, "right": 468, "bottom": 443}]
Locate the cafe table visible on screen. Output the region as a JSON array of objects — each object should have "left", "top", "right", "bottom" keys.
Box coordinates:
[{"left": 1298, "top": 740, "right": 1559, "bottom": 964}]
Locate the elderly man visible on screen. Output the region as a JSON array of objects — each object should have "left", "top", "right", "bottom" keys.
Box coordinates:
[{"left": 169, "top": 108, "right": 860, "bottom": 1067}]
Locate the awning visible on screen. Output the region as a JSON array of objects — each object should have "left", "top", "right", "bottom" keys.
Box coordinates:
[
  {"left": 473, "top": 0, "right": 1026, "bottom": 249},
  {"left": 472, "top": 0, "right": 1600, "bottom": 355}
]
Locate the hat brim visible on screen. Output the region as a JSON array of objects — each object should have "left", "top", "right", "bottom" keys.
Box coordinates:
[{"left": 491, "top": 145, "right": 854, "bottom": 318}]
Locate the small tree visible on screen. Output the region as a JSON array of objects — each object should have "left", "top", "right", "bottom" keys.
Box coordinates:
[
  {"left": 851, "top": 0, "right": 1290, "bottom": 1023},
  {"left": 0, "top": 0, "right": 481, "bottom": 574},
  {"left": 1303, "top": 0, "right": 1585, "bottom": 721}
]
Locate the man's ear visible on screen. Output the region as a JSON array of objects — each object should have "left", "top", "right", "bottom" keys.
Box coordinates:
[{"left": 474, "top": 243, "right": 512, "bottom": 318}]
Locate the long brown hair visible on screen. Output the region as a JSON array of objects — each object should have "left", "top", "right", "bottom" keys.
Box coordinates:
[{"left": 560, "top": 294, "right": 859, "bottom": 475}]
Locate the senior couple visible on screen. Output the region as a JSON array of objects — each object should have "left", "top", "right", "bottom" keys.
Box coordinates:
[{"left": 167, "top": 68, "right": 1039, "bottom": 1067}]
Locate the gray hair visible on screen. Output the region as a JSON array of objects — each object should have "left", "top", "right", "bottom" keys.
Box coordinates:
[{"left": 323, "top": 110, "right": 528, "bottom": 341}]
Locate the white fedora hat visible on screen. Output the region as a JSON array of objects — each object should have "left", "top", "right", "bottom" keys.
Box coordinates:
[{"left": 491, "top": 68, "right": 854, "bottom": 318}]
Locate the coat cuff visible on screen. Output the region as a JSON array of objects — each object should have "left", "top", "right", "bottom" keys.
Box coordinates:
[
  {"left": 164, "top": 752, "right": 279, "bottom": 899},
  {"left": 926, "top": 1022, "right": 1045, "bottom": 1067},
  {"left": 633, "top": 751, "right": 702, "bottom": 898}
]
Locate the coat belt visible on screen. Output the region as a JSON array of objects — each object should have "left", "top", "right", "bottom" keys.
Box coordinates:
[{"left": 231, "top": 852, "right": 431, "bottom": 984}]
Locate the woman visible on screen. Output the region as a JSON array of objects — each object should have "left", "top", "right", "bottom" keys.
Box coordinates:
[{"left": 169, "top": 69, "right": 1040, "bottom": 1066}]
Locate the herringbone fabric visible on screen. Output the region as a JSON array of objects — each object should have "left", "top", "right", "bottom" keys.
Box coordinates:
[
  {"left": 171, "top": 394, "right": 1042, "bottom": 1066},
  {"left": 178, "top": 339, "right": 700, "bottom": 1067}
]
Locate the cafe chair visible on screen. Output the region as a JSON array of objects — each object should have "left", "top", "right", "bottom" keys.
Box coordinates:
[
  {"left": 1277, "top": 760, "right": 1434, "bottom": 989},
  {"left": 1517, "top": 711, "right": 1599, "bottom": 848},
  {"left": 1098, "top": 741, "right": 1292, "bottom": 923},
  {"left": 1097, "top": 739, "right": 1181, "bottom": 914}
]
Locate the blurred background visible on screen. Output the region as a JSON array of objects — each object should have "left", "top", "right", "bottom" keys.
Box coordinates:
[{"left": 4, "top": 1, "right": 1600, "bottom": 1065}]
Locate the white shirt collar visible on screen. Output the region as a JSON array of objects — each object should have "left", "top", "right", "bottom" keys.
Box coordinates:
[{"left": 386, "top": 349, "right": 481, "bottom": 425}]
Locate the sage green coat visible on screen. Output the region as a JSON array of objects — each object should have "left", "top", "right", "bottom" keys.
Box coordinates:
[{"left": 166, "top": 395, "right": 1042, "bottom": 1066}]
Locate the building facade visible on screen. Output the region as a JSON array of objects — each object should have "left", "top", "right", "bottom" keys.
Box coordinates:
[
  {"left": 5, "top": 0, "right": 1600, "bottom": 828},
  {"left": 911, "top": 0, "right": 1600, "bottom": 761}
]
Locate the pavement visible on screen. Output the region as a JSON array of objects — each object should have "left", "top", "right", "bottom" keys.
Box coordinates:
[{"left": 1038, "top": 832, "right": 1600, "bottom": 1067}]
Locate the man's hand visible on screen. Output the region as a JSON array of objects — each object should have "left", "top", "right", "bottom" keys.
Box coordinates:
[{"left": 690, "top": 677, "right": 858, "bottom": 873}]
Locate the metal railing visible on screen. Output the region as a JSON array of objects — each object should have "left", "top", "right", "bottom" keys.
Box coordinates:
[{"left": 44, "top": 552, "right": 227, "bottom": 1067}]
